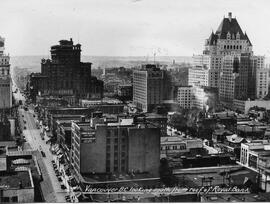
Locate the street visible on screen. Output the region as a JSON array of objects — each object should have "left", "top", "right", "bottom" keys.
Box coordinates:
[{"left": 13, "top": 85, "right": 68, "bottom": 202}]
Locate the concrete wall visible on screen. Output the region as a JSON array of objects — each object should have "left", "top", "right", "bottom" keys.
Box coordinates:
[
  {"left": 128, "top": 127, "right": 160, "bottom": 176},
  {"left": 80, "top": 125, "right": 107, "bottom": 173}
]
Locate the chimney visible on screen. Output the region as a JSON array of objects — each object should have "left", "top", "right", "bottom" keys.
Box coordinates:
[{"left": 228, "top": 12, "right": 232, "bottom": 21}]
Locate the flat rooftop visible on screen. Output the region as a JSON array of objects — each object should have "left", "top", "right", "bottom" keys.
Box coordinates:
[
  {"left": 178, "top": 166, "right": 257, "bottom": 188},
  {"left": 0, "top": 170, "right": 33, "bottom": 189},
  {"left": 82, "top": 172, "right": 157, "bottom": 184}
]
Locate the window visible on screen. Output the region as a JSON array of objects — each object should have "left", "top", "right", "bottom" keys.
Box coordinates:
[
  {"left": 12, "top": 196, "right": 18, "bottom": 202},
  {"left": 2, "top": 197, "right": 9, "bottom": 202}
]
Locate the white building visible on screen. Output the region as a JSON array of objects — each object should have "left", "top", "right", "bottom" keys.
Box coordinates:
[
  {"left": 177, "top": 86, "right": 206, "bottom": 110},
  {"left": 188, "top": 65, "right": 209, "bottom": 87},
  {"left": 0, "top": 36, "right": 12, "bottom": 109},
  {"left": 192, "top": 54, "right": 210, "bottom": 67},
  {"left": 133, "top": 64, "right": 164, "bottom": 112}
]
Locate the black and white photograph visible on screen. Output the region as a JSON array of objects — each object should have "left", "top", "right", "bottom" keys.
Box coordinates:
[{"left": 1, "top": 0, "right": 270, "bottom": 202}]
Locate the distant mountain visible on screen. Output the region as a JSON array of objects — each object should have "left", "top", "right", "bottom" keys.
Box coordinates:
[{"left": 10, "top": 55, "right": 193, "bottom": 72}]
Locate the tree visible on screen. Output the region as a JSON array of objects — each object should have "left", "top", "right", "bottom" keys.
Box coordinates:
[
  {"left": 168, "top": 113, "right": 187, "bottom": 131},
  {"left": 159, "top": 158, "right": 178, "bottom": 187}
]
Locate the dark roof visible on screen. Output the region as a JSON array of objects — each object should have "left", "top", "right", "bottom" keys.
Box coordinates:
[
  {"left": 207, "top": 16, "right": 252, "bottom": 46},
  {"left": 0, "top": 171, "right": 33, "bottom": 189}
]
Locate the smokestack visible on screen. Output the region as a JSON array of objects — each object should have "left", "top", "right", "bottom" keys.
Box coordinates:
[{"left": 228, "top": 12, "right": 232, "bottom": 21}]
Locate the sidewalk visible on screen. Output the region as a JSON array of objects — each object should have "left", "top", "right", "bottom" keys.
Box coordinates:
[
  {"left": 53, "top": 153, "right": 79, "bottom": 203},
  {"left": 34, "top": 151, "right": 58, "bottom": 202}
]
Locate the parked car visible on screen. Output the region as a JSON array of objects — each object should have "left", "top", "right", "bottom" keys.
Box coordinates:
[
  {"left": 61, "top": 184, "right": 66, "bottom": 190},
  {"left": 41, "top": 151, "right": 46, "bottom": 157},
  {"left": 73, "top": 186, "right": 80, "bottom": 192},
  {"left": 24, "top": 126, "right": 26, "bottom": 130}
]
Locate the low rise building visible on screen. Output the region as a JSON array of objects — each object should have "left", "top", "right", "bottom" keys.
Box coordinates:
[
  {"left": 233, "top": 99, "right": 270, "bottom": 114},
  {"left": 0, "top": 170, "right": 35, "bottom": 203},
  {"left": 160, "top": 136, "right": 203, "bottom": 158},
  {"left": 240, "top": 140, "right": 270, "bottom": 192}
]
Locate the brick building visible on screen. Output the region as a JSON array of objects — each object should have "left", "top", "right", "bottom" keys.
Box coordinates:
[{"left": 29, "top": 39, "right": 103, "bottom": 104}]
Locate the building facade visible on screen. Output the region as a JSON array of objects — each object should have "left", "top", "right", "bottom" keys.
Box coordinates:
[
  {"left": 133, "top": 64, "right": 165, "bottom": 112},
  {"left": 255, "top": 56, "right": 268, "bottom": 99},
  {"left": 188, "top": 65, "right": 209, "bottom": 87},
  {"left": 0, "top": 36, "right": 12, "bottom": 109},
  {"left": 177, "top": 86, "right": 206, "bottom": 110},
  {"left": 193, "top": 12, "right": 269, "bottom": 108},
  {"left": 29, "top": 39, "right": 103, "bottom": 104},
  {"left": 70, "top": 116, "right": 161, "bottom": 178},
  {"left": 240, "top": 141, "right": 270, "bottom": 192}
]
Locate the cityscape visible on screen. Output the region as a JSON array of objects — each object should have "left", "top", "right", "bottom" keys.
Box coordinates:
[{"left": 2, "top": 0, "right": 270, "bottom": 203}]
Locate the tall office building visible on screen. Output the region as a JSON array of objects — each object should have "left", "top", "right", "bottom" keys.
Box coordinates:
[
  {"left": 29, "top": 39, "right": 103, "bottom": 104},
  {"left": 0, "top": 36, "right": 12, "bottom": 109},
  {"left": 133, "top": 64, "right": 165, "bottom": 112},
  {"left": 193, "top": 12, "right": 269, "bottom": 108},
  {"left": 253, "top": 56, "right": 268, "bottom": 99}
]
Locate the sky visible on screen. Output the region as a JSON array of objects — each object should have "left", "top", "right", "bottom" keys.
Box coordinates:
[{"left": 1, "top": 0, "right": 270, "bottom": 56}]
